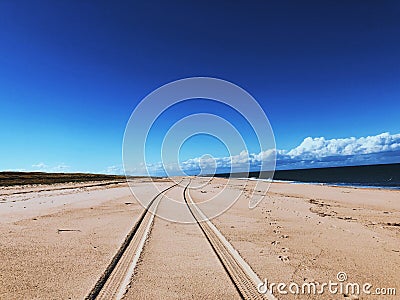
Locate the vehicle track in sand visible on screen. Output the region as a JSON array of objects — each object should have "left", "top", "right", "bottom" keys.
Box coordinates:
[
  {"left": 85, "top": 182, "right": 179, "bottom": 300},
  {"left": 86, "top": 178, "right": 276, "bottom": 300},
  {"left": 184, "top": 181, "right": 276, "bottom": 300}
]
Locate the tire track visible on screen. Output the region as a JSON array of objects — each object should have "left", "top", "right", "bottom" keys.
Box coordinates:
[
  {"left": 85, "top": 182, "right": 179, "bottom": 300},
  {"left": 184, "top": 182, "right": 276, "bottom": 300}
]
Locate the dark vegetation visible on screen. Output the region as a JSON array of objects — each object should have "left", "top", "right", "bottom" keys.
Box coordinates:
[{"left": 0, "top": 172, "right": 127, "bottom": 186}]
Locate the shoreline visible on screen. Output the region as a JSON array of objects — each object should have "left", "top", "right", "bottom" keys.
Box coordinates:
[{"left": 243, "top": 177, "right": 400, "bottom": 191}]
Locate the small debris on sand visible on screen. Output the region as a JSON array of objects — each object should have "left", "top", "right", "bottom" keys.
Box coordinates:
[{"left": 57, "top": 229, "right": 82, "bottom": 234}]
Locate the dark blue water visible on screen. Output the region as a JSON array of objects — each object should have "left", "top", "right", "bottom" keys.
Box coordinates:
[{"left": 214, "top": 163, "right": 400, "bottom": 190}]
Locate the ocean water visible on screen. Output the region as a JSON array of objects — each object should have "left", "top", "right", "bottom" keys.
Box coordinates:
[
  {"left": 289, "top": 181, "right": 400, "bottom": 190},
  {"left": 215, "top": 163, "right": 400, "bottom": 190}
]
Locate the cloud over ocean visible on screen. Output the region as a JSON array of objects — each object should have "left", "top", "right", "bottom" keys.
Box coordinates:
[{"left": 128, "top": 132, "right": 400, "bottom": 176}]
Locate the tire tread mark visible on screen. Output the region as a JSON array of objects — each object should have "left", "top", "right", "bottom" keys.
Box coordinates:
[
  {"left": 85, "top": 182, "right": 178, "bottom": 300},
  {"left": 183, "top": 182, "right": 275, "bottom": 300}
]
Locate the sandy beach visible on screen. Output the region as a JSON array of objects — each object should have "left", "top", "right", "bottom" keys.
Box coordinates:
[
  {"left": 193, "top": 178, "right": 400, "bottom": 299},
  {"left": 4, "top": 2, "right": 400, "bottom": 299},
  {"left": 0, "top": 178, "right": 398, "bottom": 299}
]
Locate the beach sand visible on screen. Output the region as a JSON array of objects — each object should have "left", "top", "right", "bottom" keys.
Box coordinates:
[
  {"left": 0, "top": 179, "right": 170, "bottom": 299},
  {"left": 0, "top": 178, "right": 398, "bottom": 299},
  {"left": 191, "top": 178, "right": 400, "bottom": 299}
]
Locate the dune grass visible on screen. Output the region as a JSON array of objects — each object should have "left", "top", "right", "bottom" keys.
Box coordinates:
[{"left": 0, "top": 172, "right": 127, "bottom": 186}]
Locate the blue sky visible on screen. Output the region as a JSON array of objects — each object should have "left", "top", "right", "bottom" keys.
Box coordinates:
[{"left": 1, "top": 1, "right": 400, "bottom": 175}]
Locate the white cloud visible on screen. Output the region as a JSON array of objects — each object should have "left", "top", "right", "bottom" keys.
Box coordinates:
[
  {"left": 126, "top": 132, "right": 400, "bottom": 176},
  {"left": 32, "top": 162, "right": 48, "bottom": 170},
  {"left": 176, "top": 132, "right": 400, "bottom": 174},
  {"left": 3, "top": 168, "right": 27, "bottom": 172},
  {"left": 52, "top": 163, "right": 70, "bottom": 172},
  {"left": 8, "top": 132, "right": 399, "bottom": 176},
  {"left": 31, "top": 162, "right": 71, "bottom": 173},
  {"left": 103, "top": 165, "right": 124, "bottom": 175},
  {"left": 286, "top": 132, "right": 400, "bottom": 158}
]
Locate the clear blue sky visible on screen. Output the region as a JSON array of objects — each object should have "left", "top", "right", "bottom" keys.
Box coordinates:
[{"left": 1, "top": 1, "right": 399, "bottom": 174}]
